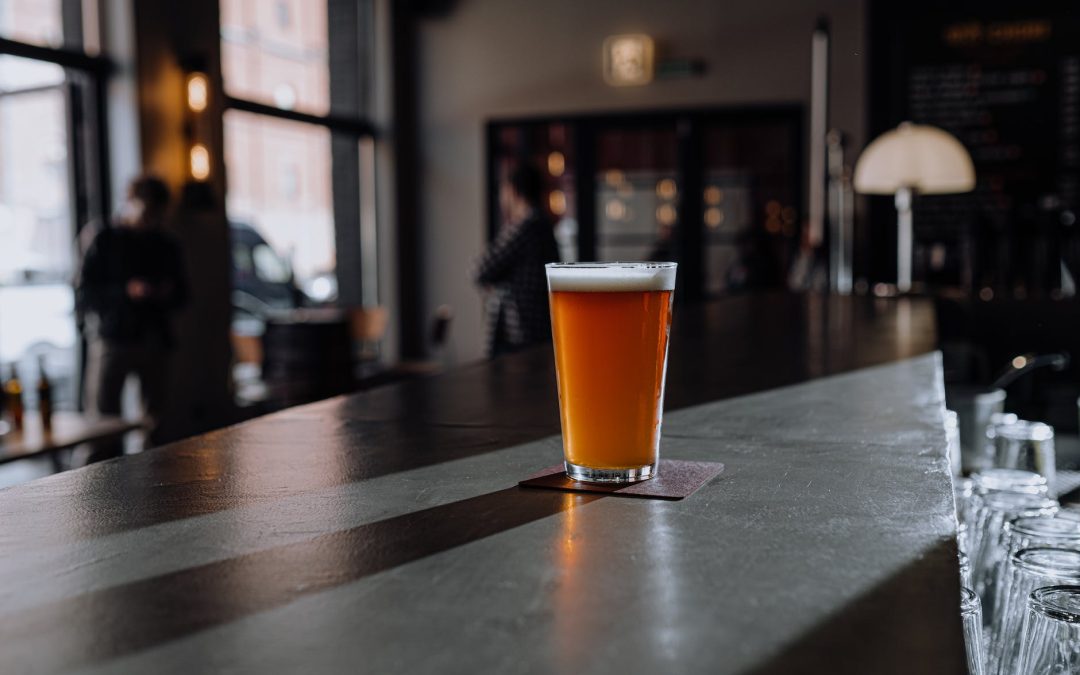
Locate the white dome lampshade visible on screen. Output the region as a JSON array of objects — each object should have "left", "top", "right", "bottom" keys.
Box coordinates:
[
  {"left": 854, "top": 122, "right": 975, "bottom": 195},
  {"left": 852, "top": 122, "right": 976, "bottom": 293}
]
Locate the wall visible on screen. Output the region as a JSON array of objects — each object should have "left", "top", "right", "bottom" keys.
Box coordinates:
[{"left": 416, "top": 0, "right": 867, "bottom": 362}]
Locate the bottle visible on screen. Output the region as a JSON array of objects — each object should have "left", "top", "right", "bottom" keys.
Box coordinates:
[
  {"left": 37, "top": 356, "right": 52, "bottom": 433},
  {"left": 4, "top": 364, "right": 24, "bottom": 432}
]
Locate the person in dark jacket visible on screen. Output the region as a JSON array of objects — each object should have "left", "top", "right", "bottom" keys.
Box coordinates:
[
  {"left": 474, "top": 163, "right": 560, "bottom": 357},
  {"left": 76, "top": 175, "right": 188, "bottom": 460}
]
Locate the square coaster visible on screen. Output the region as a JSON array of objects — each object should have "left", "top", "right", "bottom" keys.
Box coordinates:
[{"left": 518, "top": 459, "right": 725, "bottom": 500}]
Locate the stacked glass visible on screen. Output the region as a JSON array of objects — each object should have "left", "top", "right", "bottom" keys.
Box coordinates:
[
  {"left": 992, "top": 420, "right": 1057, "bottom": 498},
  {"left": 965, "top": 469, "right": 1050, "bottom": 560},
  {"left": 986, "top": 517, "right": 1080, "bottom": 654},
  {"left": 990, "top": 548, "right": 1080, "bottom": 675},
  {"left": 961, "top": 587, "right": 985, "bottom": 675},
  {"left": 1016, "top": 585, "right": 1080, "bottom": 673},
  {"left": 969, "top": 491, "right": 1058, "bottom": 624}
]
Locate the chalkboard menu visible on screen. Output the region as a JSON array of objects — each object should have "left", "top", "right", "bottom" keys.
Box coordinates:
[{"left": 868, "top": 1, "right": 1080, "bottom": 295}]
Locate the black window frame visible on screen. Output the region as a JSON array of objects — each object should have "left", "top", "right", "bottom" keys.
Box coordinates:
[
  {"left": 0, "top": 33, "right": 114, "bottom": 236},
  {"left": 219, "top": 0, "right": 378, "bottom": 307}
]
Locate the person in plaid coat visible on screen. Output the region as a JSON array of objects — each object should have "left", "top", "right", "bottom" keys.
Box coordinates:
[{"left": 474, "top": 163, "right": 561, "bottom": 357}]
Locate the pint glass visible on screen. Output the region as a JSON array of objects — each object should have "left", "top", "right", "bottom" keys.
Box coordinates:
[{"left": 546, "top": 262, "right": 676, "bottom": 482}]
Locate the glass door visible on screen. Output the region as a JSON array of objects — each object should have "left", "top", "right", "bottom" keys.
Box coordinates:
[{"left": 701, "top": 115, "right": 802, "bottom": 294}]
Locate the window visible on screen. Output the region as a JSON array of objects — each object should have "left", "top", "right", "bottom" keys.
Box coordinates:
[
  {"left": 0, "top": 0, "right": 100, "bottom": 54},
  {"left": 220, "top": 0, "right": 376, "bottom": 314},
  {"left": 0, "top": 0, "right": 63, "bottom": 49},
  {"left": 223, "top": 109, "right": 334, "bottom": 288},
  {"left": 0, "top": 3, "right": 110, "bottom": 410},
  {"left": 220, "top": 0, "right": 329, "bottom": 116}
]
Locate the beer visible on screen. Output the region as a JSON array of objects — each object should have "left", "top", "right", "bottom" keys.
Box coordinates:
[
  {"left": 546, "top": 262, "right": 676, "bottom": 482},
  {"left": 37, "top": 356, "right": 53, "bottom": 433},
  {"left": 4, "top": 364, "right": 24, "bottom": 432}
]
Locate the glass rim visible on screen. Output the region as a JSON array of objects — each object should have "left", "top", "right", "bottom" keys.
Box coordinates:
[
  {"left": 1029, "top": 585, "right": 1080, "bottom": 624},
  {"left": 1008, "top": 516, "right": 1080, "bottom": 539},
  {"left": 1012, "top": 547, "right": 1080, "bottom": 578},
  {"left": 981, "top": 491, "right": 1057, "bottom": 516},
  {"left": 996, "top": 420, "right": 1054, "bottom": 441},
  {"left": 545, "top": 261, "right": 677, "bottom": 269},
  {"left": 975, "top": 468, "right": 1047, "bottom": 488}
]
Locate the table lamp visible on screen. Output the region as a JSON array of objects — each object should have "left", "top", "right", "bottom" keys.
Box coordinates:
[{"left": 853, "top": 122, "right": 975, "bottom": 292}]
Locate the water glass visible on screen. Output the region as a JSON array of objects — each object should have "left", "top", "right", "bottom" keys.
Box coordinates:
[
  {"left": 988, "top": 516, "right": 1080, "bottom": 636},
  {"left": 1016, "top": 585, "right": 1080, "bottom": 675},
  {"left": 992, "top": 420, "right": 1056, "bottom": 497},
  {"left": 985, "top": 411, "right": 1019, "bottom": 452},
  {"left": 947, "top": 386, "right": 1005, "bottom": 473},
  {"left": 966, "top": 470, "right": 1047, "bottom": 562},
  {"left": 991, "top": 548, "right": 1080, "bottom": 675},
  {"left": 961, "top": 587, "right": 985, "bottom": 675},
  {"left": 969, "top": 492, "right": 1058, "bottom": 625}
]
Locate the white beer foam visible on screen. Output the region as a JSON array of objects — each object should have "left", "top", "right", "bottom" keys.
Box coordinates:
[{"left": 546, "top": 263, "right": 676, "bottom": 292}]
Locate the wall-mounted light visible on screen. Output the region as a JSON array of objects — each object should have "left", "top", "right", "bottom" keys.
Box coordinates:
[
  {"left": 547, "top": 151, "right": 565, "bottom": 177},
  {"left": 656, "top": 203, "right": 677, "bottom": 227},
  {"left": 549, "top": 190, "right": 567, "bottom": 216},
  {"left": 603, "top": 34, "right": 655, "bottom": 86},
  {"left": 186, "top": 72, "right": 209, "bottom": 113},
  {"left": 190, "top": 143, "right": 210, "bottom": 181}
]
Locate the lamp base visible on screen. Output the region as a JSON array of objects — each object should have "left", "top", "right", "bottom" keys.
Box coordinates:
[{"left": 895, "top": 188, "right": 913, "bottom": 294}]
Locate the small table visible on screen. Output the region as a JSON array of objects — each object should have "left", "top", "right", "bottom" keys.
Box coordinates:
[{"left": 0, "top": 411, "right": 143, "bottom": 468}]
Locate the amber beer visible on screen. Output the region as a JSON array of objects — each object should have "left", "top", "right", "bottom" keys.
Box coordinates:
[{"left": 546, "top": 262, "right": 676, "bottom": 482}]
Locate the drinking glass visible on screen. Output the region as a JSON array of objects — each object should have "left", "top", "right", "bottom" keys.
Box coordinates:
[
  {"left": 985, "top": 411, "right": 1019, "bottom": 454},
  {"left": 987, "top": 516, "right": 1080, "bottom": 637},
  {"left": 1016, "top": 585, "right": 1080, "bottom": 674},
  {"left": 946, "top": 386, "right": 1005, "bottom": 473},
  {"left": 992, "top": 420, "right": 1056, "bottom": 497},
  {"left": 969, "top": 492, "right": 1057, "bottom": 626},
  {"left": 966, "top": 469, "right": 1050, "bottom": 557},
  {"left": 546, "top": 262, "right": 676, "bottom": 482},
  {"left": 961, "top": 587, "right": 985, "bottom": 675},
  {"left": 991, "top": 548, "right": 1080, "bottom": 675}
]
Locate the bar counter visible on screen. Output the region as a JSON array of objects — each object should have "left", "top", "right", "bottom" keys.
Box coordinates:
[{"left": 0, "top": 292, "right": 964, "bottom": 674}]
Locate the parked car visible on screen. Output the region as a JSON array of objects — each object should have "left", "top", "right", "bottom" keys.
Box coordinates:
[{"left": 229, "top": 221, "right": 305, "bottom": 324}]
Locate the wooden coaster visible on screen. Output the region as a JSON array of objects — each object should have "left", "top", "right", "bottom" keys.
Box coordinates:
[{"left": 518, "top": 459, "right": 725, "bottom": 500}]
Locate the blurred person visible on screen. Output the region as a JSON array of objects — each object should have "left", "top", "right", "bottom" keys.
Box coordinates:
[
  {"left": 474, "top": 163, "right": 560, "bottom": 357},
  {"left": 76, "top": 175, "right": 188, "bottom": 461}
]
